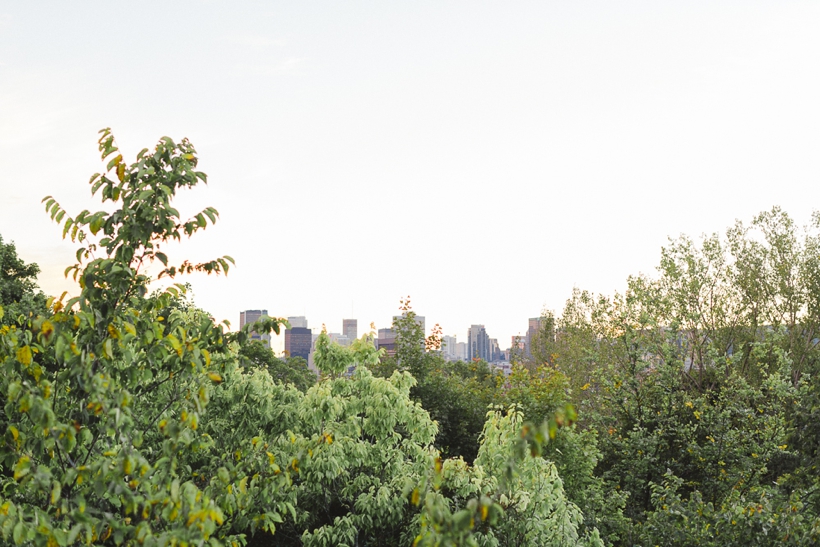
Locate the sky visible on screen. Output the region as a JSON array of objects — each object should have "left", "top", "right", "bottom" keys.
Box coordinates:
[{"left": 2, "top": 1, "right": 820, "bottom": 353}]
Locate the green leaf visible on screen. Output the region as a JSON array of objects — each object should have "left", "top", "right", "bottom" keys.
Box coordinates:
[
  {"left": 62, "top": 218, "right": 74, "bottom": 239},
  {"left": 89, "top": 215, "right": 103, "bottom": 235},
  {"left": 106, "top": 154, "right": 123, "bottom": 171}
]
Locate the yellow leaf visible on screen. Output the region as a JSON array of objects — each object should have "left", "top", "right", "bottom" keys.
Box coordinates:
[
  {"left": 208, "top": 372, "right": 222, "bottom": 383},
  {"left": 16, "top": 346, "right": 32, "bottom": 366}
]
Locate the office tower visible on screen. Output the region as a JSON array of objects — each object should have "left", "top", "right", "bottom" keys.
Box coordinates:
[
  {"left": 377, "top": 328, "right": 397, "bottom": 356},
  {"left": 239, "top": 309, "right": 270, "bottom": 346},
  {"left": 288, "top": 316, "right": 308, "bottom": 329},
  {"left": 489, "top": 338, "right": 500, "bottom": 362},
  {"left": 467, "top": 324, "right": 490, "bottom": 361},
  {"left": 456, "top": 342, "right": 468, "bottom": 361},
  {"left": 285, "top": 326, "right": 312, "bottom": 360},
  {"left": 442, "top": 335, "right": 458, "bottom": 360},
  {"left": 343, "top": 319, "right": 358, "bottom": 341},
  {"left": 525, "top": 317, "right": 542, "bottom": 358}
]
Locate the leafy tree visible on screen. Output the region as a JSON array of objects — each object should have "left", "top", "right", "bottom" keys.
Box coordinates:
[
  {"left": 413, "top": 405, "right": 602, "bottom": 547},
  {"left": 543, "top": 208, "right": 820, "bottom": 544},
  {"left": 0, "top": 129, "right": 291, "bottom": 546},
  {"left": 0, "top": 234, "right": 46, "bottom": 324},
  {"left": 239, "top": 340, "right": 315, "bottom": 392}
]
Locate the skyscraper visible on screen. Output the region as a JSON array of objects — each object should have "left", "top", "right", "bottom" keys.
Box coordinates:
[
  {"left": 239, "top": 310, "right": 271, "bottom": 346},
  {"left": 467, "top": 324, "right": 490, "bottom": 361},
  {"left": 343, "top": 319, "right": 358, "bottom": 341},
  {"left": 525, "top": 317, "right": 542, "bottom": 358},
  {"left": 285, "top": 327, "right": 312, "bottom": 360},
  {"left": 376, "top": 328, "right": 397, "bottom": 356},
  {"left": 442, "top": 335, "right": 458, "bottom": 360},
  {"left": 288, "top": 316, "right": 308, "bottom": 329}
]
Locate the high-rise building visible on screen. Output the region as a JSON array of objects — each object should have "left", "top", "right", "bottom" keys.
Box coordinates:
[
  {"left": 442, "top": 335, "right": 458, "bottom": 360},
  {"left": 288, "top": 316, "right": 308, "bottom": 329},
  {"left": 456, "top": 342, "right": 468, "bottom": 361},
  {"left": 467, "top": 324, "right": 490, "bottom": 361},
  {"left": 489, "top": 338, "right": 501, "bottom": 362},
  {"left": 376, "top": 327, "right": 397, "bottom": 356},
  {"left": 525, "top": 317, "right": 542, "bottom": 358},
  {"left": 239, "top": 310, "right": 271, "bottom": 346},
  {"left": 285, "top": 326, "right": 312, "bottom": 360},
  {"left": 343, "top": 319, "right": 358, "bottom": 341}
]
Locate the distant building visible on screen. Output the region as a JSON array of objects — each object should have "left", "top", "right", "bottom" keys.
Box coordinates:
[
  {"left": 526, "top": 317, "right": 542, "bottom": 358},
  {"left": 239, "top": 309, "right": 271, "bottom": 346},
  {"left": 456, "top": 342, "right": 468, "bottom": 361},
  {"left": 288, "top": 316, "right": 308, "bottom": 329},
  {"left": 467, "top": 324, "right": 490, "bottom": 361},
  {"left": 489, "top": 338, "right": 501, "bottom": 362},
  {"left": 377, "top": 327, "right": 397, "bottom": 356},
  {"left": 442, "top": 335, "right": 458, "bottom": 360},
  {"left": 329, "top": 332, "right": 353, "bottom": 346},
  {"left": 285, "top": 326, "right": 312, "bottom": 360},
  {"left": 343, "top": 319, "right": 358, "bottom": 341}
]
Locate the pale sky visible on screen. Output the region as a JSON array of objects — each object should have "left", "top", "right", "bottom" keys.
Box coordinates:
[{"left": 2, "top": 2, "right": 819, "bottom": 353}]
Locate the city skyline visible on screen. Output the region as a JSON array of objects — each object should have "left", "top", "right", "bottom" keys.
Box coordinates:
[
  {"left": 250, "top": 308, "right": 534, "bottom": 358},
  {"left": 2, "top": 3, "right": 819, "bottom": 349}
]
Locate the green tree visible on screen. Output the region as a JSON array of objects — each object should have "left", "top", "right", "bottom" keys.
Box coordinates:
[
  {"left": 545, "top": 208, "right": 820, "bottom": 544},
  {"left": 0, "top": 234, "right": 46, "bottom": 325},
  {"left": 0, "top": 129, "right": 291, "bottom": 546},
  {"left": 239, "top": 340, "right": 315, "bottom": 392}
]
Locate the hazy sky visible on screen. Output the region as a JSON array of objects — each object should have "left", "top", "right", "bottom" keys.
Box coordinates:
[{"left": 2, "top": 1, "right": 819, "bottom": 353}]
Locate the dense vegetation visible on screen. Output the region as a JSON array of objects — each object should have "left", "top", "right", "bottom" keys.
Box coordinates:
[{"left": 0, "top": 130, "right": 818, "bottom": 545}]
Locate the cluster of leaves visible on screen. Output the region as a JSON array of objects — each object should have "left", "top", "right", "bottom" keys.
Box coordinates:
[{"left": 0, "top": 236, "right": 46, "bottom": 325}]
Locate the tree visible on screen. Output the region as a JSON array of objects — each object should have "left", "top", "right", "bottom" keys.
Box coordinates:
[
  {"left": 0, "top": 234, "right": 46, "bottom": 324},
  {"left": 239, "top": 340, "right": 316, "bottom": 392},
  {"left": 546, "top": 209, "right": 820, "bottom": 545},
  {"left": 0, "top": 129, "right": 291, "bottom": 546}
]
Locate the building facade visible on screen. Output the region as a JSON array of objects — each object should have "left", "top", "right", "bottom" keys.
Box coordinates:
[
  {"left": 343, "top": 318, "right": 358, "bottom": 341},
  {"left": 285, "top": 326, "right": 312, "bottom": 360},
  {"left": 467, "top": 324, "right": 490, "bottom": 361},
  {"left": 376, "top": 327, "right": 397, "bottom": 356},
  {"left": 287, "top": 316, "right": 308, "bottom": 329}
]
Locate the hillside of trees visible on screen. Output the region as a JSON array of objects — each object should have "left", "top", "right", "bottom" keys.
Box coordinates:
[{"left": 1, "top": 130, "right": 819, "bottom": 546}]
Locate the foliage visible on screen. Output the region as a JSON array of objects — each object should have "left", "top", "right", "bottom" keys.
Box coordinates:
[
  {"left": 0, "top": 234, "right": 46, "bottom": 325},
  {"left": 413, "top": 405, "right": 602, "bottom": 547},
  {"left": 239, "top": 340, "right": 315, "bottom": 392},
  {"left": 541, "top": 207, "right": 820, "bottom": 544},
  {"left": 0, "top": 129, "right": 289, "bottom": 546}
]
